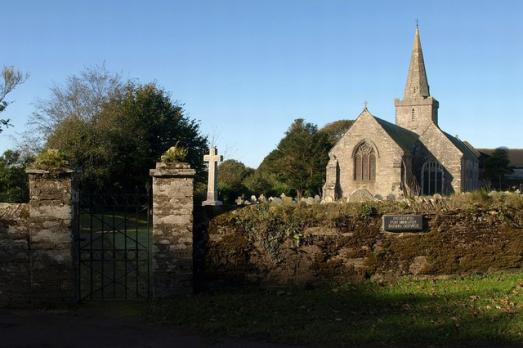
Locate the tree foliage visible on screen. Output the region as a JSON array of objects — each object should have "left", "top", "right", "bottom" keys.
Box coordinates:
[
  {"left": 254, "top": 119, "right": 331, "bottom": 197},
  {"left": 485, "top": 147, "right": 513, "bottom": 190},
  {"left": 0, "top": 150, "right": 31, "bottom": 202},
  {"left": 217, "top": 159, "right": 254, "bottom": 203},
  {"left": 42, "top": 68, "right": 207, "bottom": 193},
  {"left": 0, "top": 66, "right": 27, "bottom": 133},
  {"left": 319, "top": 119, "right": 354, "bottom": 146}
]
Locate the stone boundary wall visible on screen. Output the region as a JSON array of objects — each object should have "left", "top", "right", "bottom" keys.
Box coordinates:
[
  {"left": 204, "top": 200, "right": 523, "bottom": 286},
  {"left": 0, "top": 203, "right": 30, "bottom": 306},
  {"left": 0, "top": 169, "right": 74, "bottom": 307}
]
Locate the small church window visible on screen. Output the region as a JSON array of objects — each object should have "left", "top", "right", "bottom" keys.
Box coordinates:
[
  {"left": 411, "top": 108, "right": 415, "bottom": 121},
  {"left": 354, "top": 142, "right": 376, "bottom": 182}
]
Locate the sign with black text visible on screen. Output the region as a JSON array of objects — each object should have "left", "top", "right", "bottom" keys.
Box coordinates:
[{"left": 382, "top": 215, "right": 424, "bottom": 232}]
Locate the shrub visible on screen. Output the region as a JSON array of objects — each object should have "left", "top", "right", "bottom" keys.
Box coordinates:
[
  {"left": 160, "top": 145, "right": 188, "bottom": 164},
  {"left": 33, "top": 148, "right": 68, "bottom": 170}
]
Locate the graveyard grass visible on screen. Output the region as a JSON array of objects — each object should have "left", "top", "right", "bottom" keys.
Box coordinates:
[{"left": 149, "top": 270, "right": 523, "bottom": 347}]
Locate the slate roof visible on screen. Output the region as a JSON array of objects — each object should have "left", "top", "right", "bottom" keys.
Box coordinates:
[
  {"left": 443, "top": 132, "right": 479, "bottom": 160},
  {"left": 373, "top": 116, "right": 420, "bottom": 153}
]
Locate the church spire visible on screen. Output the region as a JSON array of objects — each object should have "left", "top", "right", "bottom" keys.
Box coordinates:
[{"left": 404, "top": 25, "right": 430, "bottom": 99}]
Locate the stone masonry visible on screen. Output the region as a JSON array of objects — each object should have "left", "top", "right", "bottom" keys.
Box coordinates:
[
  {"left": 324, "top": 26, "right": 479, "bottom": 201},
  {"left": 26, "top": 168, "right": 75, "bottom": 303},
  {"left": 0, "top": 203, "right": 30, "bottom": 306},
  {"left": 0, "top": 168, "right": 74, "bottom": 306},
  {"left": 150, "top": 161, "right": 196, "bottom": 296}
]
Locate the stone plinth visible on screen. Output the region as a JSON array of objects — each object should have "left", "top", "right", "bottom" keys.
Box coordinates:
[
  {"left": 150, "top": 162, "right": 196, "bottom": 296},
  {"left": 26, "top": 168, "right": 75, "bottom": 303}
]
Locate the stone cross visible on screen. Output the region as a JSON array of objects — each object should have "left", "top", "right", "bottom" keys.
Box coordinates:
[{"left": 202, "top": 146, "right": 223, "bottom": 206}]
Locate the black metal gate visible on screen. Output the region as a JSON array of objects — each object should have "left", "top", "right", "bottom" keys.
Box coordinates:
[{"left": 73, "top": 192, "right": 152, "bottom": 302}]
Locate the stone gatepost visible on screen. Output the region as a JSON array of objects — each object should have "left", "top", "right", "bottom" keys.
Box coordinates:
[
  {"left": 26, "top": 168, "right": 74, "bottom": 303},
  {"left": 150, "top": 161, "right": 195, "bottom": 296}
]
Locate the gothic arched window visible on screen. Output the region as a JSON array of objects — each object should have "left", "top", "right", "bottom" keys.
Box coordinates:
[
  {"left": 354, "top": 142, "right": 376, "bottom": 182},
  {"left": 421, "top": 161, "right": 446, "bottom": 195}
]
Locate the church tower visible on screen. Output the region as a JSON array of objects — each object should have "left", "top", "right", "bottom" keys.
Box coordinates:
[{"left": 395, "top": 26, "right": 439, "bottom": 133}]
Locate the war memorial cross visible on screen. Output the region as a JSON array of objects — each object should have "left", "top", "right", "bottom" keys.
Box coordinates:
[{"left": 202, "top": 146, "right": 223, "bottom": 206}]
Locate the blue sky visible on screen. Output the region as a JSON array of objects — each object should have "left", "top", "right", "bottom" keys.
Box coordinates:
[{"left": 2, "top": 0, "right": 522, "bottom": 167}]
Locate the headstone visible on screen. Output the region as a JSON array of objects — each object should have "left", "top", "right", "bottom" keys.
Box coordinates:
[
  {"left": 259, "top": 194, "right": 267, "bottom": 202},
  {"left": 270, "top": 197, "right": 283, "bottom": 205},
  {"left": 382, "top": 215, "right": 424, "bottom": 232},
  {"left": 202, "top": 147, "right": 223, "bottom": 206},
  {"left": 250, "top": 195, "right": 258, "bottom": 203},
  {"left": 235, "top": 196, "right": 244, "bottom": 205},
  {"left": 349, "top": 189, "right": 375, "bottom": 202}
]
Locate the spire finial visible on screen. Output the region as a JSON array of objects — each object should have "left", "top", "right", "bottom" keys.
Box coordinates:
[
  {"left": 416, "top": 18, "right": 419, "bottom": 30},
  {"left": 364, "top": 100, "right": 368, "bottom": 109}
]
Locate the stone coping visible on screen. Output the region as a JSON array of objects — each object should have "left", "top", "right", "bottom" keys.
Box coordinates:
[
  {"left": 150, "top": 162, "right": 195, "bottom": 178},
  {"left": 25, "top": 168, "right": 74, "bottom": 175}
]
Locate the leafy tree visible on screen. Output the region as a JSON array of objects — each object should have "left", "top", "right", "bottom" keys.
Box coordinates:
[
  {"left": 45, "top": 78, "right": 208, "bottom": 193},
  {"left": 255, "top": 119, "right": 331, "bottom": 198},
  {"left": 217, "top": 159, "right": 254, "bottom": 203},
  {"left": 0, "top": 150, "right": 32, "bottom": 202},
  {"left": 0, "top": 66, "right": 27, "bottom": 133},
  {"left": 485, "top": 147, "right": 513, "bottom": 190},
  {"left": 319, "top": 119, "right": 354, "bottom": 146},
  {"left": 243, "top": 170, "right": 288, "bottom": 197}
]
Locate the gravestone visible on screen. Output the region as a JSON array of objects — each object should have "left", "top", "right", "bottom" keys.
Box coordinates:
[
  {"left": 349, "top": 189, "right": 375, "bottom": 202},
  {"left": 202, "top": 147, "right": 223, "bottom": 206}
]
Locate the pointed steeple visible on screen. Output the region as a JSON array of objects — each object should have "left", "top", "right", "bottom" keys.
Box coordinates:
[
  {"left": 395, "top": 24, "right": 439, "bottom": 132},
  {"left": 404, "top": 25, "right": 430, "bottom": 98}
]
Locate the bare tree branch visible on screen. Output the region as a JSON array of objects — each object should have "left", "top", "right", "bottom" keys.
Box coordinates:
[{"left": 0, "top": 66, "right": 28, "bottom": 132}]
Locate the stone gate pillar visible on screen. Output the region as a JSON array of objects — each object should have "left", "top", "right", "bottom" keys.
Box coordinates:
[
  {"left": 26, "top": 168, "right": 74, "bottom": 303},
  {"left": 150, "top": 161, "right": 195, "bottom": 296}
]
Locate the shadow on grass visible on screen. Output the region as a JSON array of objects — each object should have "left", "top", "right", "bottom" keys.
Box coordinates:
[{"left": 148, "top": 274, "right": 523, "bottom": 347}]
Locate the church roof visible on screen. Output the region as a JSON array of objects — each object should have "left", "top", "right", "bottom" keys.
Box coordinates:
[
  {"left": 463, "top": 141, "right": 482, "bottom": 158},
  {"left": 373, "top": 116, "right": 420, "bottom": 153},
  {"left": 443, "top": 132, "right": 479, "bottom": 160},
  {"left": 404, "top": 27, "right": 430, "bottom": 99}
]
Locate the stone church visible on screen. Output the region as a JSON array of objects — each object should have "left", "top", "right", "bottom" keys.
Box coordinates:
[{"left": 323, "top": 27, "right": 479, "bottom": 201}]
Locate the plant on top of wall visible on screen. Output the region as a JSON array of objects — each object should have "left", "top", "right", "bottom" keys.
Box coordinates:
[
  {"left": 160, "top": 144, "right": 189, "bottom": 164},
  {"left": 33, "top": 148, "right": 69, "bottom": 171}
]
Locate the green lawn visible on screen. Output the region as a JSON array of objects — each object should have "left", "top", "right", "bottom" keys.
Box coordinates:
[{"left": 148, "top": 271, "right": 523, "bottom": 347}]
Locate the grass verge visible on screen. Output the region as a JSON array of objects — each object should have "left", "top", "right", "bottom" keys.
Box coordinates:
[{"left": 148, "top": 271, "right": 523, "bottom": 347}]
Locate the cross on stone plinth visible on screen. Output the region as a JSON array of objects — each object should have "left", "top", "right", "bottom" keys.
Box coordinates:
[{"left": 202, "top": 146, "right": 223, "bottom": 206}]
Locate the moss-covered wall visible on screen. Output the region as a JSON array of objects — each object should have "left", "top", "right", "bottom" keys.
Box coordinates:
[{"left": 204, "top": 193, "right": 523, "bottom": 286}]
